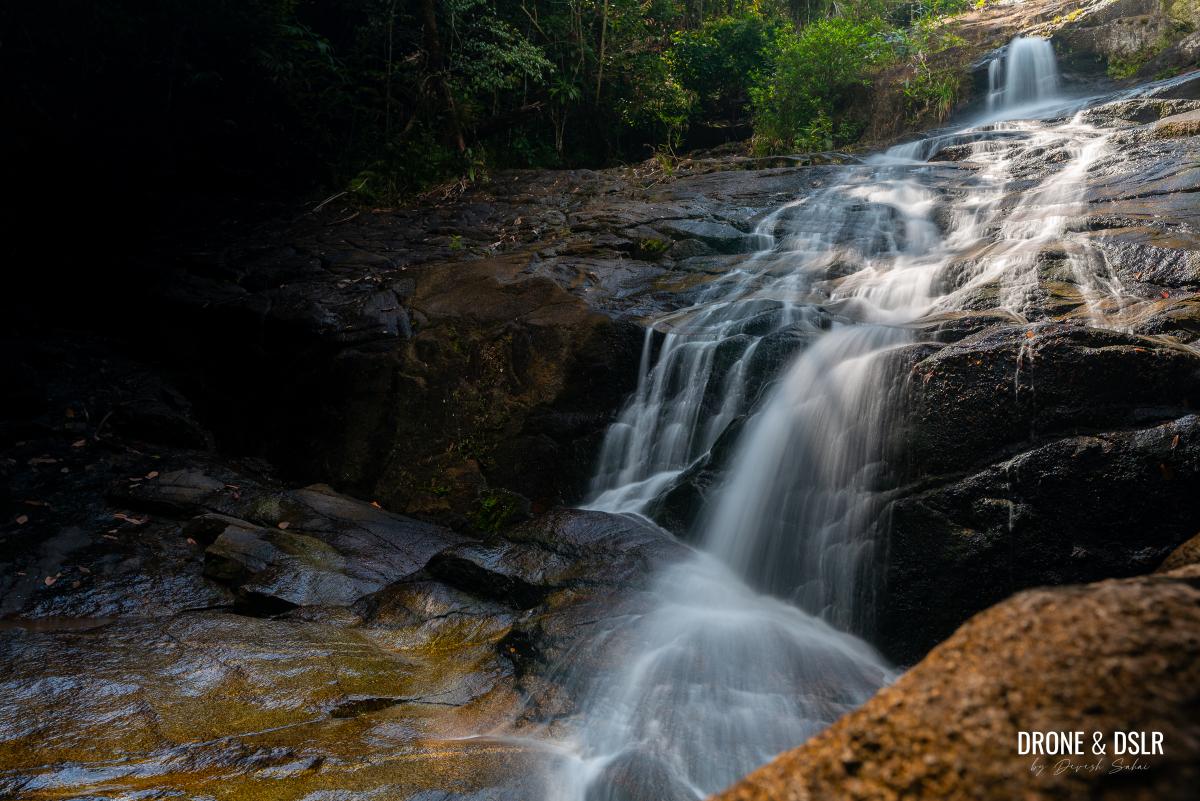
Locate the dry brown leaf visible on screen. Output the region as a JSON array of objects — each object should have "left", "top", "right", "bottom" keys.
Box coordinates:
[
  {"left": 277, "top": 521, "right": 291, "bottom": 530},
  {"left": 146, "top": 471, "right": 160, "bottom": 479},
  {"left": 15, "top": 515, "right": 29, "bottom": 525},
  {"left": 71, "top": 439, "right": 87, "bottom": 448},
  {"left": 44, "top": 576, "right": 57, "bottom": 586}
]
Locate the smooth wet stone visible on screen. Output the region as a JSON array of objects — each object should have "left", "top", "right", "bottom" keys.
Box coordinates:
[
  {"left": 201, "top": 485, "right": 465, "bottom": 604},
  {"left": 654, "top": 219, "right": 750, "bottom": 253},
  {"left": 429, "top": 509, "right": 689, "bottom": 609},
  {"left": 904, "top": 323, "right": 1200, "bottom": 477},
  {"left": 881, "top": 414, "right": 1200, "bottom": 664},
  {"left": 0, "top": 608, "right": 534, "bottom": 800}
]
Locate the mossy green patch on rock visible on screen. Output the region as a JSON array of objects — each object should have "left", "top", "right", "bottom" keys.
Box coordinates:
[{"left": 469, "top": 488, "right": 533, "bottom": 534}]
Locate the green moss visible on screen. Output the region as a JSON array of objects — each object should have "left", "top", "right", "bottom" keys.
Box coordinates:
[
  {"left": 468, "top": 489, "right": 530, "bottom": 534},
  {"left": 1107, "top": 54, "right": 1147, "bottom": 79},
  {"left": 635, "top": 237, "right": 672, "bottom": 260}
]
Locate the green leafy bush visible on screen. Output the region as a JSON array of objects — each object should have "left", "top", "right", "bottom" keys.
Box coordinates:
[
  {"left": 669, "top": 15, "right": 781, "bottom": 117},
  {"left": 750, "top": 17, "right": 888, "bottom": 153}
]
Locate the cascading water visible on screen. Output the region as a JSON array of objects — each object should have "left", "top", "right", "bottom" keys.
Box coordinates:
[
  {"left": 533, "top": 37, "right": 1141, "bottom": 800},
  {"left": 986, "top": 36, "right": 1061, "bottom": 111}
]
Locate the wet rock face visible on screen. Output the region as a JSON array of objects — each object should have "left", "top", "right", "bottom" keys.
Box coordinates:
[
  {"left": 0, "top": 511, "right": 685, "bottom": 801},
  {"left": 864, "top": 98, "right": 1200, "bottom": 664},
  {"left": 884, "top": 414, "right": 1200, "bottom": 663},
  {"left": 903, "top": 324, "right": 1200, "bottom": 478},
  {"left": 714, "top": 566, "right": 1200, "bottom": 801},
  {"left": 0, "top": 340, "right": 689, "bottom": 799},
  {"left": 148, "top": 162, "right": 823, "bottom": 526}
]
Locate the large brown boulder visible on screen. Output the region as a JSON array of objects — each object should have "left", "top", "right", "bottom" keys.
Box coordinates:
[{"left": 713, "top": 567, "right": 1200, "bottom": 801}]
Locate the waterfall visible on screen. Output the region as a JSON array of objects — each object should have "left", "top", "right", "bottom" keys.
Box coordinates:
[
  {"left": 986, "top": 36, "right": 1061, "bottom": 111},
  {"left": 536, "top": 40, "right": 1129, "bottom": 801}
]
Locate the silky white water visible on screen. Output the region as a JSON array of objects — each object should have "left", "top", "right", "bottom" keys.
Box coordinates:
[{"left": 533, "top": 39, "right": 1151, "bottom": 800}]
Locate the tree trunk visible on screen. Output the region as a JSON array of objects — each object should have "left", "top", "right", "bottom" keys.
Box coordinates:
[
  {"left": 420, "top": 0, "right": 466, "bottom": 152},
  {"left": 595, "top": 0, "right": 609, "bottom": 107}
]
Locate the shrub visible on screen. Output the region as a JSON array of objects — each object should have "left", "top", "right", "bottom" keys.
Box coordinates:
[{"left": 750, "top": 17, "right": 888, "bottom": 153}]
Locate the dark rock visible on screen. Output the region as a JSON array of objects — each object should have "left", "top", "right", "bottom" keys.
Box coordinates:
[
  {"left": 904, "top": 324, "right": 1200, "bottom": 478},
  {"left": 201, "top": 485, "right": 465, "bottom": 608},
  {"left": 881, "top": 414, "right": 1200, "bottom": 664},
  {"left": 654, "top": 219, "right": 751, "bottom": 253},
  {"left": 429, "top": 509, "right": 688, "bottom": 608}
]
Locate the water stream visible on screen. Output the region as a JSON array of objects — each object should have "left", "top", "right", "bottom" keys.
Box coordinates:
[{"left": 537, "top": 37, "right": 1147, "bottom": 800}]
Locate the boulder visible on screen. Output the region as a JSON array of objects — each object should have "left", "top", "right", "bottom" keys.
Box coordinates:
[
  {"left": 903, "top": 324, "right": 1200, "bottom": 478},
  {"left": 202, "top": 489, "right": 465, "bottom": 610},
  {"left": 429, "top": 508, "right": 689, "bottom": 608},
  {"left": 881, "top": 414, "right": 1200, "bottom": 664},
  {"left": 1154, "top": 108, "right": 1200, "bottom": 137}
]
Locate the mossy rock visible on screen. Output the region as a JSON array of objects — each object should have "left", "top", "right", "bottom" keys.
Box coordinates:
[{"left": 468, "top": 488, "right": 532, "bottom": 534}]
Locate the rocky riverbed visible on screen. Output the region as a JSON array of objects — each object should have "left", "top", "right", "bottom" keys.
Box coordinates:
[{"left": 3, "top": 4, "right": 1200, "bottom": 798}]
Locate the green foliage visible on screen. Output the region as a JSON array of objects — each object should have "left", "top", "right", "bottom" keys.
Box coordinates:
[
  {"left": 893, "top": 19, "right": 968, "bottom": 122},
  {"left": 6, "top": 0, "right": 991, "bottom": 209},
  {"left": 616, "top": 54, "right": 696, "bottom": 149},
  {"left": 669, "top": 15, "right": 781, "bottom": 116},
  {"left": 750, "top": 18, "right": 888, "bottom": 153}
]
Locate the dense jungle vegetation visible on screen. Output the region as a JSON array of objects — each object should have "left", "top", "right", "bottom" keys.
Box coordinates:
[{"left": 3, "top": 0, "right": 974, "bottom": 208}]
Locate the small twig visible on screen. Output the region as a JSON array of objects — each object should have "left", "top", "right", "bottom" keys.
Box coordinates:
[
  {"left": 327, "top": 211, "right": 360, "bottom": 226},
  {"left": 313, "top": 191, "right": 348, "bottom": 213}
]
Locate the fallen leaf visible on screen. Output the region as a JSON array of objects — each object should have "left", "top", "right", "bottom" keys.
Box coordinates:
[
  {"left": 1171, "top": 434, "right": 1181, "bottom": 450},
  {"left": 71, "top": 439, "right": 87, "bottom": 448},
  {"left": 23, "top": 499, "right": 49, "bottom": 507},
  {"left": 370, "top": 501, "right": 382, "bottom": 509},
  {"left": 186, "top": 537, "right": 197, "bottom": 546},
  {"left": 1024, "top": 330, "right": 1034, "bottom": 339},
  {"left": 16, "top": 515, "right": 29, "bottom": 525},
  {"left": 72, "top": 581, "right": 81, "bottom": 589},
  {"left": 277, "top": 521, "right": 291, "bottom": 530},
  {"left": 145, "top": 471, "right": 159, "bottom": 480},
  {"left": 65, "top": 408, "right": 75, "bottom": 419},
  {"left": 44, "top": 576, "right": 57, "bottom": 586},
  {"left": 1161, "top": 290, "right": 1171, "bottom": 299},
  {"left": 102, "top": 534, "right": 118, "bottom": 541},
  {"left": 79, "top": 566, "right": 91, "bottom": 575},
  {"left": 28, "top": 456, "right": 58, "bottom": 465}
]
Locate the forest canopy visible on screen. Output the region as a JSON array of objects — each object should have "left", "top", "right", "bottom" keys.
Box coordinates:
[{"left": 2, "top": 0, "right": 974, "bottom": 206}]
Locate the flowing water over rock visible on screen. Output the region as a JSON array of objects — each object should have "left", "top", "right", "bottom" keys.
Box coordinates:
[
  {"left": 986, "top": 36, "right": 1061, "bottom": 112},
  {"left": 538, "top": 38, "right": 1172, "bottom": 801}
]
